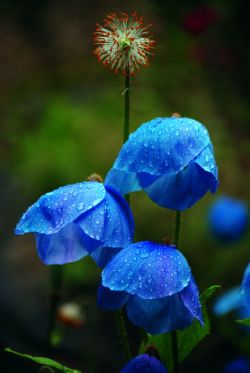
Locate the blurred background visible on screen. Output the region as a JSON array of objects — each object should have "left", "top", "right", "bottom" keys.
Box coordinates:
[{"left": 0, "top": 0, "right": 249, "bottom": 372}]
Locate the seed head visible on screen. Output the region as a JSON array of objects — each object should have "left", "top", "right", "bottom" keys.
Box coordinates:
[{"left": 93, "top": 12, "right": 155, "bottom": 75}]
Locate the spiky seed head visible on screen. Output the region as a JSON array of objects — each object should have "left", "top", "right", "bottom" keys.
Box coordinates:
[{"left": 93, "top": 12, "right": 155, "bottom": 75}]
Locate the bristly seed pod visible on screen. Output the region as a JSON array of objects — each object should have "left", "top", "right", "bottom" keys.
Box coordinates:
[{"left": 93, "top": 12, "right": 155, "bottom": 75}]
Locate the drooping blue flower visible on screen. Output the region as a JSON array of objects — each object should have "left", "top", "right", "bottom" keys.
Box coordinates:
[
  {"left": 120, "top": 354, "right": 168, "bottom": 373},
  {"left": 214, "top": 263, "right": 250, "bottom": 322},
  {"left": 105, "top": 116, "right": 218, "bottom": 210},
  {"left": 15, "top": 181, "right": 134, "bottom": 266},
  {"left": 224, "top": 357, "right": 250, "bottom": 373},
  {"left": 208, "top": 196, "right": 248, "bottom": 242},
  {"left": 98, "top": 241, "right": 203, "bottom": 334}
]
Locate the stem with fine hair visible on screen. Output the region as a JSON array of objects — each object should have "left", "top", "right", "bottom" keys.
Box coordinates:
[
  {"left": 123, "top": 69, "right": 130, "bottom": 143},
  {"left": 114, "top": 68, "right": 132, "bottom": 361},
  {"left": 47, "top": 265, "right": 63, "bottom": 350},
  {"left": 171, "top": 330, "right": 179, "bottom": 373},
  {"left": 115, "top": 309, "right": 132, "bottom": 361},
  {"left": 171, "top": 210, "right": 182, "bottom": 372}
]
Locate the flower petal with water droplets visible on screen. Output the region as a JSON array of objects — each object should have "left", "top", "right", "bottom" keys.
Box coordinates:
[
  {"left": 179, "top": 274, "right": 203, "bottom": 324},
  {"left": 76, "top": 185, "right": 134, "bottom": 248},
  {"left": 102, "top": 241, "right": 191, "bottom": 299},
  {"left": 15, "top": 182, "right": 105, "bottom": 235}
]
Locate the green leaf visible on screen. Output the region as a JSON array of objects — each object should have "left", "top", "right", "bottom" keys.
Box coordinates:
[
  {"left": 5, "top": 348, "right": 82, "bottom": 373},
  {"left": 236, "top": 318, "right": 250, "bottom": 326},
  {"left": 140, "top": 284, "right": 220, "bottom": 371}
]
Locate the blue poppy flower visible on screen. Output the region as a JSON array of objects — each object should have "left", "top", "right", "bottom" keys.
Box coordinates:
[
  {"left": 214, "top": 263, "right": 250, "bottom": 321},
  {"left": 120, "top": 354, "right": 168, "bottom": 373},
  {"left": 208, "top": 196, "right": 248, "bottom": 242},
  {"left": 224, "top": 357, "right": 250, "bottom": 373},
  {"left": 15, "top": 181, "right": 134, "bottom": 266},
  {"left": 98, "top": 241, "right": 203, "bottom": 334},
  {"left": 105, "top": 117, "right": 218, "bottom": 210}
]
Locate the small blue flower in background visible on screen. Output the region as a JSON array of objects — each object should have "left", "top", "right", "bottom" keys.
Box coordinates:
[
  {"left": 120, "top": 354, "right": 168, "bottom": 373},
  {"left": 208, "top": 196, "right": 248, "bottom": 242},
  {"left": 105, "top": 116, "right": 218, "bottom": 210},
  {"left": 224, "top": 357, "right": 250, "bottom": 373},
  {"left": 214, "top": 263, "right": 250, "bottom": 322},
  {"left": 98, "top": 241, "right": 203, "bottom": 334},
  {"left": 15, "top": 181, "right": 134, "bottom": 266}
]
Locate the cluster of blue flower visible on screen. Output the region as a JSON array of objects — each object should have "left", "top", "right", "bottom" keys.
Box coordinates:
[{"left": 15, "top": 116, "right": 219, "bottom": 371}]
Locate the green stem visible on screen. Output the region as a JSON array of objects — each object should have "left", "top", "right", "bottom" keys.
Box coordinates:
[
  {"left": 171, "top": 210, "right": 182, "bottom": 372},
  {"left": 174, "top": 210, "right": 181, "bottom": 247},
  {"left": 123, "top": 70, "right": 130, "bottom": 206},
  {"left": 171, "top": 330, "right": 179, "bottom": 373},
  {"left": 114, "top": 309, "right": 132, "bottom": 361},
  {"left": 123, "top": 70, "right": 130, "bottom": 143},
  {"left": 114, "top": 68, "right": 132, "bottom": 361},
  {"left": 47, "top": 265, "right": 63, "bottom": 350}
]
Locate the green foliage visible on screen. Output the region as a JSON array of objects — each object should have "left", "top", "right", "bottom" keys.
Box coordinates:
[
  {"left": 236, "top": 318, "right": 250, "bottom": 326},
  {"left": 140, "top": 285, "right": 220, "bottom": 371},
  {"left": 5, "top": 348, "right": 82, "bottom": 373}
]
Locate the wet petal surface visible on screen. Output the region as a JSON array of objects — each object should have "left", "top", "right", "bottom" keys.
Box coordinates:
[
  {"left": 102, "top": 242, "right": 191, "bottom": 299},
  {"left": 15, "top": 181, "right": 105, "bottom": 234},
  {"left": 76, "top": 185, "right": 134, "bottom": 247}
]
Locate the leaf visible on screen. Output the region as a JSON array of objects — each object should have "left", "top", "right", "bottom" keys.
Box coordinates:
[
  {"left": 140, "top": 284, "right": 220, "bottom": 371},
  {"left": 5, "top": 348, "right": 82, "bottom": 373},
  {"left": 236, "top": 318, "right": 250, "bottom": 326}
]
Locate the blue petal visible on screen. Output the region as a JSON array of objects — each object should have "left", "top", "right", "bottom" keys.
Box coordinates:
[
  {"left": 102, "top": 242, "right": 191, "bottom": 299},
  {"left": 179, "top": 275, "right": 203, "bottom": 324},
  {"left": 97, "top": 284, "right": 129, "bottom": 311},
  {"left": 91, "top": 246, "right": 122, "bottom": 268},
  {"left": 15, "top": 182, "right": 105, "bottom": 235},
  {"left": 141, "top": 145, "right": 218, "bottom": 210},
  {"left": 213, "top": 287, "right": 242, "bottom": 316},
  {"left": 120, "top": 354, "right": 168, "bottom": 373},
  {"left": 105, "top": 117, "right": 214, "bottom": 196},
  {"left": 105, "top": 169, "right": 141, "bottom": 195},
  {"left": 224, "top": 357, "right": 250, "bottom": 373},
  {"left": 76, "top": 185, "right": 134, "bottom": 248},
  {"left": 241, "top": 263, "right": 250, "bottom": 311},
  {"left": 194, "top": 144, "right": 218, "bottom": 193},
  {"left": 126, "top": 293, "right": 194, "bottom": 334},
  {"left": 209, "top": 196, "right": 248, "bottom": 242},
  {"left": 36, "top": 223, "right": 89, "bottom": 265}
]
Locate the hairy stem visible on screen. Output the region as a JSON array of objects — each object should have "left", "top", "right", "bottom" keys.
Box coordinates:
[
  {"left": 47, "top": 266, "right": 63, "bottom": 350},
  {"left": 174, "top": 210, "right": 181, "bottom": 247},
  {"left": 171, "top": 330, "right": 179, "bottom": 373},
  {"left": 115, "top": 309, "right": 132, "bottom": 361}
]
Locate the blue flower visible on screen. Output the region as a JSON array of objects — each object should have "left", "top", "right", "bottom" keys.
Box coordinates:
[
  {"left": 214, "top": 263, "right": 250, "bottom": 321},
  {"left": 120, "top": 354, "right": 168, "bottom": 373},
  {"left": 15, "top": 181, "right": 134, "bottom": 266},
  {"left": 105, "top": 117, "right": 218, "bottom": 210},
  {"left": 208, "top": 196, "right": 248, "bottom": 242},
  {"left": 98, "top": 241, "right": 203, "bottom": 334},
  {"left": 224, "top": 358, "right": 250, "bottom": 373}
]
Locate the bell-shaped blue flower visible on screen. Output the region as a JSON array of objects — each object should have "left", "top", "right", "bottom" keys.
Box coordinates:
[
  {"left": 224, "top": 358, "right": 250, "bottom": 373},
  {"left": 120, "top": 354, "right": 168, "bottom": 373},
  {"left": 208, "top": 196, "right": 248, "bottom": 242},
  {"left": 98, "top": 241, "right": 203, "bottom": 334},
  {"left": 214, "top": 263, "right": 250, "bottom": 321},
  {"left": 15, "top": 181, "right": 134, "bottom": 266},
  {"left": 105, "top": 116, "right": 218, "bottom": 210}
]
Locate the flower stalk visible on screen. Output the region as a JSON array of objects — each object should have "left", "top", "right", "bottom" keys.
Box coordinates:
[{"left": 47, "top": 266, "right": 63, "bottom": 350}]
